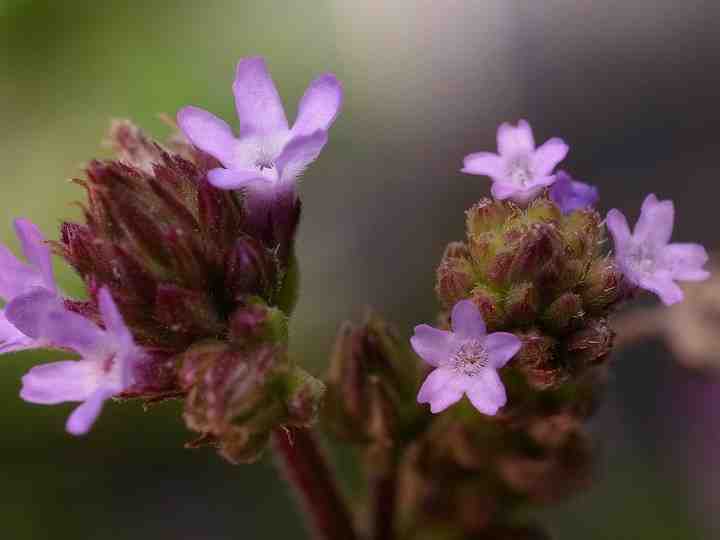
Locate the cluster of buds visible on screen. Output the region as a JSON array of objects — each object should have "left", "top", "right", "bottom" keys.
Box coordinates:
[
  {"left": 324, "top": 121, "right": 709, "bottom": 539},
  {"left": 0, "top": 57, "right": 342, "bottom": 463}
]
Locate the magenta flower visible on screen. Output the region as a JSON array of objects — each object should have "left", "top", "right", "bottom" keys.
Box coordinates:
[
  {"left": 549, "top": 171, "right": 599, "bottom": 214},
  {"left": 7, "top": 287, "right": 142, "bottom": 435},
  {"left": 177, "top": 57, "right": 342, "bottom": 214},
  {"left": 411, "top": 300, "right": 522, "bottom": 415},
  {"left": 607, "top": 194, "right": 710, "bottom": 306},
  {"left": 462, "top": 120, "right": 569, "bottom": 205},
  {"left": 0, "top": 219, "right": 57, "bottom": 353}
]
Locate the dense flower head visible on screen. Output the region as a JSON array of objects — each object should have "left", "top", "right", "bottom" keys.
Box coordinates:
[
  {"left": 411, "top": 300, "right": 521, "bottom": 415},
  {"left": 462, "top": 120, "right": 569, "bottom": 205},
  {"left": 435, "top": 195, "right": 628, "bottom": 394},
  {"left": 607, "top": 193, "right": 709, "bottom": 305},
  {"left": 177, "top": 57, "right": 342, "bottom": 228}
]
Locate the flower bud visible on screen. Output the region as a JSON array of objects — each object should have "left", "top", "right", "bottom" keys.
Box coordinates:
[
  {"left": 470, "top": 285, "right": 505, "bottom": 330},
  {"left": 511, "top": 330, "right": 563, "bottom": 390},
  {"left": 542, "top": 292, "right": 584, "bottom": 334},
  {"left": 225, "top": 236, "right": 277, "bottom": 301},
  {"left": 435, "top": 242, "right": 475, "bottom": 308},
  {"left": 504, "top": 282, "right": 540, "bottom": 327}
]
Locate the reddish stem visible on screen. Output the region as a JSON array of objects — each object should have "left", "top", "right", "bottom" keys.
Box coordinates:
[{"left": 272, "top": 427, "right": 358, "bottom": 540}]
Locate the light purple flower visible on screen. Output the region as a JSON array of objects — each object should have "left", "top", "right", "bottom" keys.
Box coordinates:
[
  {"left": 549, "top": 170, "right": 599, "bottom": 214},
  {"left": 606, "top": 194, "right": 710, "bottom": 306},
  {"left": 411, "top": 300, "right": 522, "bottom": 415},
  {"left": 0, "top": 219, "right": 57, "bottom": 353},
  {"left": 7, "top": 287, "right": 141, "bottom": 435},
  {"left": 177, "top": 57, "right": 342, "bottom": 214},
  {"left": 462, "top": 120, "right": 569, "bottom": 205}
]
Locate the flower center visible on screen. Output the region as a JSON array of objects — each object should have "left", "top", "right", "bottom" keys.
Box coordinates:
[
  {"left": 626, "top": 242, "right": 658, "bottom": 277},
  {"left": 508, "top": 157, "right": 533, "bottom": 186},
  {"left": 451, "top": 339, "right": 488, "bottom": 376}
]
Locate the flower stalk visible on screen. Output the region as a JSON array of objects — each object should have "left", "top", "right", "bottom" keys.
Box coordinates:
[{"left": 271, "top": 427, "right": 358, "bottom": 540}]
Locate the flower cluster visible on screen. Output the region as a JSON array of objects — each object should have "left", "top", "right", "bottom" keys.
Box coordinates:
[
  {"left": 0, "top": 58, "right": 341, "bottom": 463},
  {"left": 0, "top": 56, "right": 712, "bottom": 540},
  {"left": 411, "top": 119, "right": 709, "bottom": 420}
]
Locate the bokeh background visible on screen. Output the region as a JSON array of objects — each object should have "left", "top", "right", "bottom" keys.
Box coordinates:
[{"left": 2, "top": 1, "right": 719, "bottom": 538}]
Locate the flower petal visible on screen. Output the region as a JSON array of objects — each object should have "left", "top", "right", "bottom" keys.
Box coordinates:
[
  {"left": 14, "top": 219, "right": 55, "bottom": 293},
  {"left": 639, "top": 272, "right": 684, "bottom": 305},
  {"left": 291, "top": 73, "right": 343, "bottom": 138},
  {"left": 461, "top": 152, "right": 505, "bottom": 178},
  {"left": 490, "top": 180, "right": 523, "bottom": 201},
  {"left": 417, "top": 367, "right": 467, "bottom": 413},
  {"left": 98, "top": 288, "right": 131, "bottom": 346},
  {"left": 606, "top": 209, "right": 632, "bottom": 253},
  {"left": 233, "top": 57, "right": 289, "bottom": 139},
  {"left": 0, "top": 309, "right": 35, "bottom": 353},
  {"left": 276, "top": 130, "right": 329, "bottom": 183},
  {"left": 484, "top": 332, "right": 522, "bottom": 369},
  {"left": 450, "top": 299, "right": 486, "bottom": 340},
  {"left": 634, "top": 194, "right": 674, "bottom": 248},
  {"left": 550, "top": 171, "right": 598, "bottom": 214},
  {"left": 663, "top": 243, "right": 710, "bottom": 281},
  {"left": 466, "top": 369, "right": 507, "bottom": 415},
  {"left": 531, "top": 137, "right": 569, "bottom": 176},
  {"left": 176, "top": 106, "right": 238, "bottom": 166},
  {"left": 497, "top": 120, "right": 534, "bottom": 156},
  {"left": 20, "top": 360, "right": 98, "bottom": 404},
  {"left": 66, "top": 387, "right": 115, "bottom": 436},
  {"left": 410, "top": 324, "right": 455, "bottom": 367},
  {"left": 4, "top": 287, "right": 63, "bottom": 340},
  {"left": 7, "top": 288, "right": 106, "bottom": 358},
  {"left": 0, "top": 243, "right": 36, "bottom": 300},
  {"left": 207, "top": 167, "right": 266, "bottom": 190}
]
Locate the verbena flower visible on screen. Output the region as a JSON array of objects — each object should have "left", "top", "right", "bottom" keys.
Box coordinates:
[
  {"left": 177, "top": 57, "right": 342, "bottom": 221},
  {"left": 462, "top": 120, "right": 569, "bottom": 205},
  {"left": 549, "top": 171, "right": 598, "bottom": 214},
  {"left": 0, "top": 219, "right": 57, "bottom": 352},
  {"left": 9, "top": 287, "right": 142, "bottom": 435},
  {"left": 607, "top": 193, "right": 709, "bottom": 305},
  {"left": 411, "top": 300, "right": 521, "bottom": 415}
]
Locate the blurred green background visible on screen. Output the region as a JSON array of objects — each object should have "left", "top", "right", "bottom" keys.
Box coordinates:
[{"left": 1, "top": 1, "right": 718, "bottom": 538}]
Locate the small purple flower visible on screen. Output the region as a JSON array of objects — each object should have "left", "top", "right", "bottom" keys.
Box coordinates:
[
  {"left": 462, "top": 120, "right": 569, "bottom": 205},
  {"left": 7, "top": 287, "right": 142, "bottom": 435},
  {"left": 177, "top": 57, "right": 342, "bottom": 217},
  {"left": 0, "top": 219, "right": 57, "bottom": 353},
  {"left": 549, "top": 170, "right": 599, "bottom": 214},
  {"left": 411, "top": 300, "right": 522, "bottom": 415},
  {"left": 607, "top": 194, "right": 710, "bottom": 306}
]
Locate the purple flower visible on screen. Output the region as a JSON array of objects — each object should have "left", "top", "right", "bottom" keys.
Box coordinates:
[
  {"left": 0, "top": 219, "right": 57, "bottom": 353},
  {"left": 7, "top": 287, "right": 142, "bottom": 435},
  {"left": 410, "top": 300, "right": 522, "bottom": 415},
  {"left": 606, "top": 194, "right": 710, "bottom": 306},
  {"left": 177, "top": 57, "right": 342, "bottom": 215},
  {"left": 549, "top": 170, "right": 599, "bottom": 214},
  {"left": 462, "top": 120, "right": 569, "bottom": 205}
]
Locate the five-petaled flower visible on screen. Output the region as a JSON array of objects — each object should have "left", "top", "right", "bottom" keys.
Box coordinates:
[
  {"left": 0, "top": 219, "right": 57, "bottom": 353},
  {"left": 411, "top": 300, "right": 522, "bottom": 415},
  {"left": 177, "top": 57, "right": 342, "bottom": 221},
  {"left": 549, "top": 171, "right": 598, "bottom": 214},
  {"left": 462, "top": 120, "right": 569, "bottom": 205},
  {"left": 606, "top": 194, "right": 710, "bottom": 306},
  {"left": 7, "top": 287, "right": 142, "bottom": 435}
]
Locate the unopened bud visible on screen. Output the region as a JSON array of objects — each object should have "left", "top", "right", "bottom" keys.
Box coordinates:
[
  {"left": 504, "top": 282, "right": 540, "bottom": 327},
  {"left": 543, "top": 292, "right": 584, "bottom": 334},
  {"left": 435, "top": 242, "right": 475, "bottom": 308}
]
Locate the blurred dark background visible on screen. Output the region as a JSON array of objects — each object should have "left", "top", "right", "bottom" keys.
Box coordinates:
[{"left": 1, "top": 1, "right": 718, "bottom": 538}]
